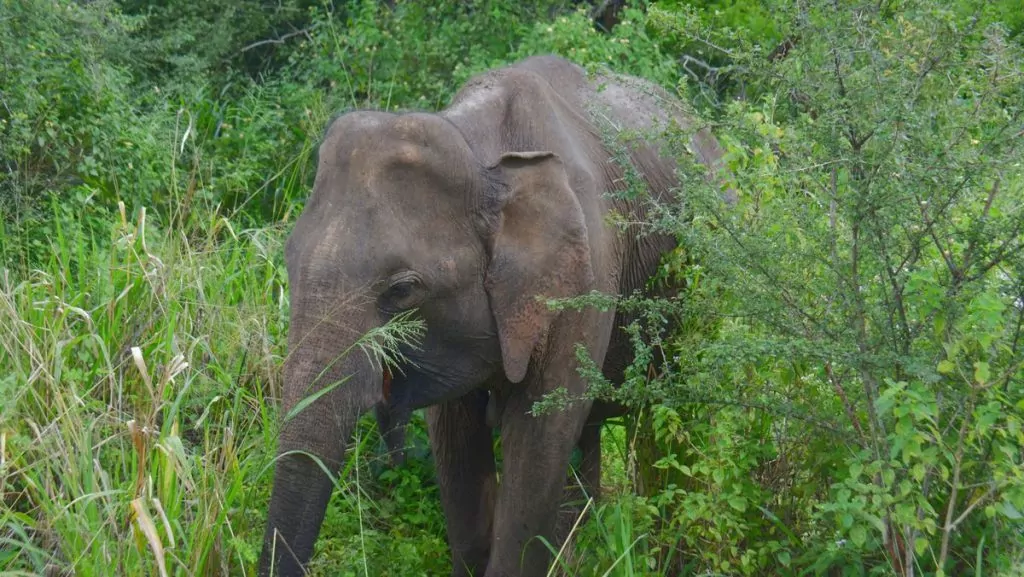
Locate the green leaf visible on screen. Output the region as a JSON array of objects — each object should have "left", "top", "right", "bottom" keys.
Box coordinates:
[
  {"left": 999, "top": 500, "right": 1023, "bottom": 520},
  {"left": 712, "top": 468, "right": 725, "bottom": 484},
  {"left": 849, "top": 461, "right": 863, "bottom": 479},
  {"left": 915, "top": 537, "right": 929, "bottom": 556},
  {"left": 728, "top": 496, "right": 747, "bottom": 512},
  {"left": 850, "top": 525, "right": 867, "bottom": 547},
  {"left": 973, "top": 361, "right": 990, "bottom": 385},
  {"left": 283, "top": 375, "right": 351, "bottom": 423},
  {"left": 937, "top": 359, "right": 955, "bottom": 374},
  {"left": 776, "top": 550, "right": 791, "bottom": 567},
  {"left": 912, "top": 463, "right": 926, "bottom": 482}
]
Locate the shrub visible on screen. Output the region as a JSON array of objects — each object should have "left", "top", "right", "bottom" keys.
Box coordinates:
[
  {"left": 567, "top": 0, "right": 1024, "bottom": 574},
  {"left": 0, "top": 0, "right": 137, "bottom": 246}
]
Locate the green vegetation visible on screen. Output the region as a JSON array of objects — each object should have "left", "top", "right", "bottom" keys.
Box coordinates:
[{"left": 1, "top": 0, "right": 1021, "bottom": 575}]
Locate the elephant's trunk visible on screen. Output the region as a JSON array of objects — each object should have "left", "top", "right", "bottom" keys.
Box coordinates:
[
  {"left": 258, "top": 310, "right": 383, "bottom": 576},
  {"left": 374, "top": 401, "right": 410, "bottom": 467}
]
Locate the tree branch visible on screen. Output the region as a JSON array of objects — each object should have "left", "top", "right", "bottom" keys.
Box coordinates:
[{"left": 236, "top": 27, "right": 313, "bottom": 55}]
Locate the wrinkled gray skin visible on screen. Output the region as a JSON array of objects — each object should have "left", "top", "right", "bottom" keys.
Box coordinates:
[{"left": 259, "top": 55, "right": 731, "bottom": 577}]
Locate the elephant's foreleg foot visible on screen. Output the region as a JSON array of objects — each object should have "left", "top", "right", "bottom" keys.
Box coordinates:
[
  {"left": 578, "top": 421, "right": 602, "bottom": 500},
  {"left": 427, "top": 390, "right": 497, "bottom": 577},
  {"left": 552, "top": 421, "right": 603, "bottom": 558},
  {"left": 486, "top": 392, "right": 589, "bottom": 577}
]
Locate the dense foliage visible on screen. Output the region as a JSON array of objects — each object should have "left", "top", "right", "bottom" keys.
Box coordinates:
[
  {"left": 566, "top": 2, "right": 1024, "bottom": 574},
  {"left": 1, "top": 0, "right": 1021, "bottom": 575}
]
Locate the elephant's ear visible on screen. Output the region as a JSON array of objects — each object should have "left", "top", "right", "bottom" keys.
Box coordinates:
[{"left": 482, "top": 151, "right": 595, "bottom": 384}]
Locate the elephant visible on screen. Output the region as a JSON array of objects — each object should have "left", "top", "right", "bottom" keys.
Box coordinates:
[
  {"left": 259, "top": 54, "right": 732, "bottom": 577},
  {"left": 373, "top": 400, "right": 410, "bottom": 466}
]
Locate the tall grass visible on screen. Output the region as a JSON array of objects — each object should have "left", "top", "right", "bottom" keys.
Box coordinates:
[{"left": 0, "top": 194, "right": 289, "bottom": 574}]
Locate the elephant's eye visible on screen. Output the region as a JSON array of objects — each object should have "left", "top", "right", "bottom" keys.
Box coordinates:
[
  {"left": 387, "top": 281, "right": 415, "bottom": 301},
  {"left": 380, "top": 274, "right": 423, "bottom": 312}
]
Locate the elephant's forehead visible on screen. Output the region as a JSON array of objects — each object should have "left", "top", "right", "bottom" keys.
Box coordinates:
[
  {"left": 295, "top": 189, "right": 468, "bottom": 285},
  {"left": 294, "top": 128, "right": 478, "bottom": 284},
  {"left": 304, "top": 200, "right": 413, "bottom": 263},
  {"left": 352, "top": 147, "right": 474, "bottom": 205},
  {"left": 346, "top": 143, "right": 423, "bottom": 185}
]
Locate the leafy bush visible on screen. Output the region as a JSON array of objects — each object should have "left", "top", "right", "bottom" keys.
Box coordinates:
[
  {"left": 512, "top": 4, "right": 680, "bottom": 87},
  {"left": 566, "top": 0, "right": 1024, "bottom": 574},
  {"left": 0, "top": 0, "right": 137, "bottom": 238},
  {"left": 279, "top": 0, "right": 580, "bottom": 111},
  {"left": 116, "top": 0, "right": 317, "bottom": 85}
]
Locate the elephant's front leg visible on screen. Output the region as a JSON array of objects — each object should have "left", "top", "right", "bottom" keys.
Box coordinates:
[
  {"left": 577, "top": 421, "right": 603, "bottom": 499},
  {"left": 486, "top": 387, "right": 590, "bottom": 577},
  {"left": 427, "top": 389, "right": 498, "bottom": 577}
]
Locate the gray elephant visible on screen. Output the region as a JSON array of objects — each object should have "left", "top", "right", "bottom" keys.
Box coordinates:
[{"left": 259, "top": 55, "right": 731, "bottom": 577}]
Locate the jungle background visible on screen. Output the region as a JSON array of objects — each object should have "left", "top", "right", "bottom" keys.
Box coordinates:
[{"left": 2, "top": 0, "right": 1023, "bottom": 575}]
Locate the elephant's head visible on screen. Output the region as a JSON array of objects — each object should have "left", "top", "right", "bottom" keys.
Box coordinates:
[{"left": 258, "top": 110, "right": 593, "bottom": 575}]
